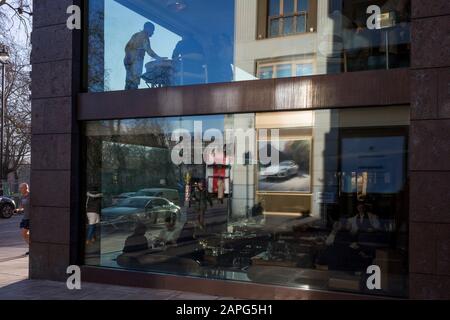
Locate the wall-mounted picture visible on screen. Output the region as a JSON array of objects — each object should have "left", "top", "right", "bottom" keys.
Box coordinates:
[{"left": 258, "top": 138, "right": 311, "bottom": 193}]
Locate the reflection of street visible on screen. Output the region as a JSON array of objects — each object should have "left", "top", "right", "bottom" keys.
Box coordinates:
[
  {"left": 88, "top": 199, "right": 229, "bottom": 260},
  {"left": 259, "top": 172, "right": 310, "bottom": 192}
]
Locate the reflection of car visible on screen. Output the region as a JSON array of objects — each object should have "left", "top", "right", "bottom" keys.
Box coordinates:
[
  {"left": 0, "top": 196, "right": 16, "bottom": 219},
  {"left": 135, "top": 188, "right": 180, "bottom": 205},
  {"left": 260, "top": 160, "right": 299, "bottom": 179},
  {"left": 101, "top": 196, "right": 180, "bottom": 230},
  {"left": 111, "top": 192, "right": 136, "bottom": 206}
]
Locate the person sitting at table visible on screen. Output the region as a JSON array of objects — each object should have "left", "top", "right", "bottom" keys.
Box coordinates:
[
  {"left": 348, "top": 202, "right": 381, "bottom": 235},
  {"left": 123, "top": 223, "right": 149, "bottom": 253}
]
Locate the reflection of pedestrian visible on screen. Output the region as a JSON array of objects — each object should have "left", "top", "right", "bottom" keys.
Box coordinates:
[
  {"left": 86, "top": 191, "right": 102, "bottom": 245},
  {"left": 192, "top": 181, "right": 212, "bottom": 231},
  {"left": 217, "top": 178, "right": 225, "bottom": 204},
  {"left": 124, "top": 22, "right": 164, "bottom": 90},
  {"left": 16, "top": 183, "right": 30, "bottom": 255}
]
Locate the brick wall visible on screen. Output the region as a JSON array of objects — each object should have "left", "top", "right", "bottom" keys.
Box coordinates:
[
  {"left": 30, "top": 0, "right": 82, "bottom": 281},
  {"left": 409, "top": 0, "right": 450, "bottom": 299}
]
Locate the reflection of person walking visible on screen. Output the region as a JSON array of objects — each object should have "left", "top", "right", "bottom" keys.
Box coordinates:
[
  {"left": 192, "top": 181, "right": 212, "bottom": 232},
  {"left": 86, "top": 191, "right": 102, "bottom": 245},
  {"left": 217, "top": 178, "right": 225, "bottom": 205},
  {"left": 16, "top": 183, "right": 30, "bottom": 255},
  {"left": 124, "top": 22, "right": 164, "bottom": 90}
]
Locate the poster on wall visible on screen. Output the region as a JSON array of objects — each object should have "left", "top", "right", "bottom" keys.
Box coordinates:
[
  {"left": 340, "top": 136, "right": 406, "bottom": 194},
  {"left": 258, "top": 139, "right": 311, "bottom": 193}
]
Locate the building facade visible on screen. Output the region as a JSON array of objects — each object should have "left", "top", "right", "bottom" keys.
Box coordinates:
[{"left": 30, "top": 0, "right": 450, "bottom": 299}]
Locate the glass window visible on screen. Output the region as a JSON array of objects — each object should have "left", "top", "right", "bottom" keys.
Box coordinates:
[
  {"left": 84, "top": 106, "right": 410, "bottom": 297},
  {"left": 259, "top": 66, "right": 274, "bottom": 79},
  {"left": 296, "top": 15, "right": 306, "bottom": 33},
  {"left": 269, "top": 0, "right": 281, "bottom": 16},
  {"left": 283, "top": 0, "right": 295, "bottom": 14},
  {"left": 276, "top": 64, "right": 292, "bottom": 78},
  {"left": 87, "top": 0, "right": 411, "bottom": 91},
  {"left": 283, "top": 16, "right": 294, "bottom": 35},
  {"left": 296, "top": 63, "right": 313, "bottom": 76},
  {"left": 269, "top": 18, "right": 280, "bottom": 37},
  {"left": 298, "top": 0, "right": 308, "bottom": 12}
]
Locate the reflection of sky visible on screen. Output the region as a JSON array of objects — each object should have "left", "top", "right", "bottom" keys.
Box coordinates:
[{"left": 105, "top": 1, "right": 182, "bottom": 91}]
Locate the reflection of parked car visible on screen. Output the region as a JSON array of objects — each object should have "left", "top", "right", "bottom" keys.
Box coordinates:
[
  {"left": 136, "top": 188, "right": 180, "bottom": 205},
  {"left": 0, "top": 196, "right": 16, "bottom": 219},
  {"left": 101, "top": 196, "right": 180, "bottom": 231},
  {"left": 111, "top": 192, "right": 136, "bottom": 206},
  {"left": 260, "top": 160, "right": 299, "bottom": 179}
]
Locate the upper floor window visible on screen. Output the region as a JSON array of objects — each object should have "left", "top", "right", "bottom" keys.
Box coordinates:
[
  {"left": 257, "top": 56, "right": 315, "bottom": 79},
  {"left": 268, "top": 0, "right": 311, "bottom": 37}
]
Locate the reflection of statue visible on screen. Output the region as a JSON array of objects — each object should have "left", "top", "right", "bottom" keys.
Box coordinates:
[
  {"left": 172, "top": 34, "right": 206, "bottom": 85},
  {"left": 207, "top": 34, "right": 233, "bottom": 83},
  {"left": 124, "top": 22, "right": 165, "bottom": 90}
]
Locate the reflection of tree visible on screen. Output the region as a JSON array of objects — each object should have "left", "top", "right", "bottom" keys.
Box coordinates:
[
  {"left": 92, "top": 119, "right": 180, "bottom": 196},
  {"left": 86, "top": 136, "right": 103, "bottom": 191},
  {"left": 88, "top": 4, "right": 110, "bottom": 91},
  {"left": 284, "top": 140, "right": 311, "bottom": 172},
  {"left": 0, "top": 0, "right": 32, "bottom": 40},
  {"left": 0, "top": 28, "right": 31, "bottom": 182}
]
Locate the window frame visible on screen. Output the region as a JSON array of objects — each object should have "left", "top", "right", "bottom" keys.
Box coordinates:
[
  {"left": 268, "top": 0, "right": 310, "bottom": 38},
  {"left": 257, "top": 56, "right": 316, "bottom": 79}
]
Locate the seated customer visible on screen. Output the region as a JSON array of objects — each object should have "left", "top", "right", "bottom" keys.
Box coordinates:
[
  {"left": 348, "top": 203, "right": 381, "bottom": 235},
  {"left": 123, "top": 223, "right": 149, "bottom": 253},
  {"left": 155, "top": 212, "right": 183, "bottom": 246}
]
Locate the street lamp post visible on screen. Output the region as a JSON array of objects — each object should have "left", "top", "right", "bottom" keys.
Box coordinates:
[{"left": 0, "top": 46, "right": 10, "bottom": 196}]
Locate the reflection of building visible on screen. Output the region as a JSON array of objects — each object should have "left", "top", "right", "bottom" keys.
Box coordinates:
[
  {"left": 30, "top": 0, "right": 450, "bottom": 300},
  {"left": 235, "top": 0, "right": 411, "bottom": 81},
  {"left": 235, "top": 0, "right": 320, "bottom": 80}
]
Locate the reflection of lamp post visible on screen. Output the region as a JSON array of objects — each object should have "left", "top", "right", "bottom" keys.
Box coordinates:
[
  {"left": 379, "top": 11, "right": 397, "bottom": 69},
  {"left": 0, "top": 46, "right": 10, "bottom": 196}
]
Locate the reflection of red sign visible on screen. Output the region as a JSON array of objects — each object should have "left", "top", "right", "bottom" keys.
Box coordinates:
[
  {"left": 207, "top": 165, "right": 230, "bottom": 194},
  {"left": 204, "top": 151, "right": 232, "bottom": 166}
]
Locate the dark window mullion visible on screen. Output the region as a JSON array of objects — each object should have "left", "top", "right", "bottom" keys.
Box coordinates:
[{"left": 279, "top": 0, "right": 283, "bottom": 36}]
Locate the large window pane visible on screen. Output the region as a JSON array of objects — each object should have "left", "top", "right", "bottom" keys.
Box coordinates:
[
  {"left": 259, "top": 66, "right": 274, "bottom": 79},
  {"left": 84, "top": 106, "right": 410, "bottom": 298},
  {"left": 276, "top": 64, "right": 292, "bottom": 78},
  {"left": 283, "top": 16, "right": 294, "bottom": 35},
  {"left": 269, "top": 0, "right": 281, "bottom": 16},
  {"left": 297, "top": 0, "right": 308, "bottom": 12},
  {"left": 87, "top": 0, "right": 411, "bottom": 91},
  {"left": 283, "top": 0, "right": 295, "bottom": 14},
  {"left": 296, "top": 14, "right": 306, "bottom": 33},
  {"left": 269, "top": 18, "right": 280, "bottom": 37},
  {"left": 296, "top": 63, "right": 313, "bottom": 76}
]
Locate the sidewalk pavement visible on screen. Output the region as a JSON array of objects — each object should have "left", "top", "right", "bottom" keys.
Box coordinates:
[
  {"left": 0, "top": 255, "right": 233, "bottom": 300},
  {"left": 0, "top": 216, "right": 230, "bottom": 300}
]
